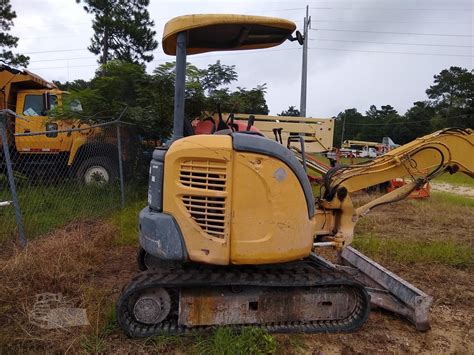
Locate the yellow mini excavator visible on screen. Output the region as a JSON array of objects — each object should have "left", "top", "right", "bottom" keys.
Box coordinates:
[{"left": 117, "top": 14, "right": 474, "bottom": 337}]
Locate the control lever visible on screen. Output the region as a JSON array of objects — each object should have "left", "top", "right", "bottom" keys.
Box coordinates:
[
  {"left": 287, "top": 134, "right": 307, "bottom": 172},
  {"left": 216, "top": 104, "right": 228, "bottom": 131},
  {"left": 226, "top": 113, "right": 238, "bottom": 132},
  {"left": 272, "top": 128, "right": 283, "bottom": 144},
  {"left": 246, "top": 115, "right": 255, "bottom": 131}
]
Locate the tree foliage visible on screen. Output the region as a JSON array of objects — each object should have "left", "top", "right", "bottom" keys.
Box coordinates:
[
  {"left": 54, "top": 58, "right": 469, "bottom": 148},
  {"left": 334, "top": 66, "right": 473, "bottom": 147},
  {"left": 0, "top": 0, "right": 29, "bottom": 66},
  {"left": 278, "top": 106, "right": 300, "bottom": 117},
  {"left": 426, "top": 66, "right": 473, "bottom": 109},
  {"left": 77, "top": 0, "right": 158, "bottom": 65},
  {"left": 54, "top": 60, "right": 269, "bottom": 140}
]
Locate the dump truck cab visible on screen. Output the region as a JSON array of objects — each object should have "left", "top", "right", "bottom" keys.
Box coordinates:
[
  {"left": 13, "top": 87, "right": 79, "bottom": 153},
  {"left": 0, "top": 65, "right": 119, "bottom": 184}
]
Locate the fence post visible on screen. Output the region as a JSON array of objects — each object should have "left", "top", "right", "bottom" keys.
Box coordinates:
[
  {"left": 116, "top": 122, "right": 125, "bottom": 208},
  {"left": 0, "top": 112, "right": 27, "bottom": 247}
]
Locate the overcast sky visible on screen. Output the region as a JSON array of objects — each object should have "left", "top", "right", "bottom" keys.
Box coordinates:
[{"left": 9, "top": 0, "right": 473, "bottom": 117}]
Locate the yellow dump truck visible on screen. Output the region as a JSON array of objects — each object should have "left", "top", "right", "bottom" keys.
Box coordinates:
[{"left": 0, "top": 65, "right": 119, "bottom": 184}]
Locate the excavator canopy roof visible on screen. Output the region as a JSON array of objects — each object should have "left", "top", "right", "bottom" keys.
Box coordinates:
[{"left": 162, "top": 14, "right": 296, "bottom": 55}]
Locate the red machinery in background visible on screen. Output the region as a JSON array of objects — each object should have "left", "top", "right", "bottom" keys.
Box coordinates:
[{"left": 387, "top": 177, "right": 431, "bottom": 199}]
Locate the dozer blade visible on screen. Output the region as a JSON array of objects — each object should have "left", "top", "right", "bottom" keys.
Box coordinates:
[{"left": 314, "top": 247, "right": 433, "bottom": 331}]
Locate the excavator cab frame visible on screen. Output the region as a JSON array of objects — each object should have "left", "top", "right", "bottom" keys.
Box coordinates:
[{"left": 163, "top": 14, "right": 297, "bottom": 142}]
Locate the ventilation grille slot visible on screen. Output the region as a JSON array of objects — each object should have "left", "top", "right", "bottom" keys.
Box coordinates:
[
  {"left": 180, "top": 160, "right": 227, "bottom": 191},
  {"left": 182, "top": 195, "right": 226, "bottom": 238}
]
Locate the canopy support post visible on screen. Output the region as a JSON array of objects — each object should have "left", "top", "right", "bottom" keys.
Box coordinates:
[{"left": 172, "top": 31, "right": 187, "bottom": 142}]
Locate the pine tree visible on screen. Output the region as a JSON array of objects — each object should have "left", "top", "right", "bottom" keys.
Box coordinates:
[
  {"left": 0, "top": 0, "right": 29, "bottom": 66},
  {"left": 77, "top": 0, "right": 158, "bottom": 65}
]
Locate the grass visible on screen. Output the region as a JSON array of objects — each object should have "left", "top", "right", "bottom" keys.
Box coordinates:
[
  {"left": 140, "top": 327, "right": 278, "bottom": 355},
  {"left": 80, "top": 302, "right": 118, "bottom": 354},
  {"left": 0, "top": 160, "right": 472, "bottom": 352},
  {"left": 0, "top": 220, "right": 116, "bottom": 352},
  {"left": 276, "top": 334, "right": 308, "bottom": 355},
  {"left": 146, "top": 335, "right": 188, "bottom": 353},
  {"left": 193, "top": 327, "right": 277, "bottom": 355},
  {"left": 80, "top": 333, "right": 107, "bottom": 354},
  {"left": 434, "top": 173, "right": 474, "bottom": 187},
  {"left": 430, "top": 191, "right": 474, "bottom": 207},
  {"left": 0, "top": 177, "right": 144, "bottom": 243},
  {"left": 352, "top": 234, "right": 473, "bottom": 268},
  {"left": 110, "top": 199, "right": 146, "bottom": 246}
]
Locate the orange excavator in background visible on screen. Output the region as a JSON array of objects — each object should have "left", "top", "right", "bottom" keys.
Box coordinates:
[{"left": 116, "top": 14, "right": 474, "bottom": 338}]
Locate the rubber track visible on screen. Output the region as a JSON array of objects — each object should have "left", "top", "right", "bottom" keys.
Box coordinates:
[{"left": 116, "top": 261, "right": 370, "bottom": 338}]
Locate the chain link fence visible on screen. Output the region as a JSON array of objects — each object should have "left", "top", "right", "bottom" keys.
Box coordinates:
[{"left": 0, "top": 110, "right": 148, "bottom": 246}]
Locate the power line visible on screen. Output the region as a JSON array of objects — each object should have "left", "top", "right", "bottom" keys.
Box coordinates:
[
  {"left": 23, "top": 47, "right": 166, "bottom": 55},
  {"left": 309, "top": 46, "right": 474, "bottom": 58},
  {"left": 311, "top": 19, "right": 472, "bottom": 25},
  {"left": 343, "top": 114, "right": 471, "bottom": 126},
  {"left": 29, "top": 64, "right": 98, "bottom": 70},
  {"left": 309, "top": 38, "right": 474, "bottom": 48},
  {"left": 309, "top": 7, "right": 473, "bottom": 11},
  {"left": 30, "top": 42, "right": 473, "bottom": 69},
  {"left": 30, "top": 48, "right": 301, "bottom": 70},
  {"left": 30, "top": 56, "right": 96, "bottom": 63},
  {"left": 265, "top": 8, "right": 305, "bottom": 12},
  {"left": 310, "top": 28, "right": 474, "bottom": 37},
  {"left": 20, "top": 34, "right": 83, "bottom": 40},
  {"left": 23, "top": 48, "right": 88, "bottom": 54},
  {"left": 345, "top": 119, "right": 433, "bottom": 126},
  {"left": 153, "top": 47, "right": 301, "bottom": 63},
  {"left": 15, "top": 9, "right": 306, "bottom": 32}
]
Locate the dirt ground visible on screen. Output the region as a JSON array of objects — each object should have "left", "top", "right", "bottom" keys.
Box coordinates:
[
  {"left": 0, "top": 194, "right": 472, "bottom": 354},
  {"left": 430, "top": 182, "right": 474, "bottom": 197},
  {"left": 88, "top": 243, "right": 474, "bottom": 354}
]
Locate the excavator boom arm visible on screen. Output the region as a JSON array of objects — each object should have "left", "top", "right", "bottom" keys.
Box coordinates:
[
  {"left": 326, "top": 128, "right": 473, "bottom": 197},
  {"left": 317, "top": 128, "right": 473, "bottom": 250}
]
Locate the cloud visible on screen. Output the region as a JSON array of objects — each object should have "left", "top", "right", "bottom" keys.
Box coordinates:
[{"left": 9, "top": 0, "right": 473, "bottom": 116}]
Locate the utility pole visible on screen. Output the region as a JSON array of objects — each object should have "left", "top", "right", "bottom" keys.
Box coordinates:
[
  {"left": 300, "top": 5, "right": 310, "bottom": 117},
  {"left": 340, "top": 115, "right": 346, "bottom": 148}
]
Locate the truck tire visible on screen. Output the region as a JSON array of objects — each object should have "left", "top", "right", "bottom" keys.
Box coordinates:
[{"left": 76, "top": 156, "right": 118, "bottom": 185}]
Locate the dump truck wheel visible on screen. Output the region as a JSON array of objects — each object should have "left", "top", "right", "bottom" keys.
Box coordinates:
[{"left": 77, "top": 156, "right": 118, "bottom": 185}]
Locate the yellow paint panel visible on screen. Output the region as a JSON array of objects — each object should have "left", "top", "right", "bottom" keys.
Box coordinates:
[
  {"left": 162, "top": 135, "right": 319, "bottom": 265},
  {"left": 230, "top": 152, "right": 313, "bottom": 264},
  {"left": 235, "top": 114, "right": 334, "bottom": 153},
  {"left": 163, "top": 135, "right": 233, "bottom": 265},
  {"left": 333, "top": 129, "right": 474, "bottom": 193},
  {"left": 163, "top": 14, "right": 296, "bottom": 55}
]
